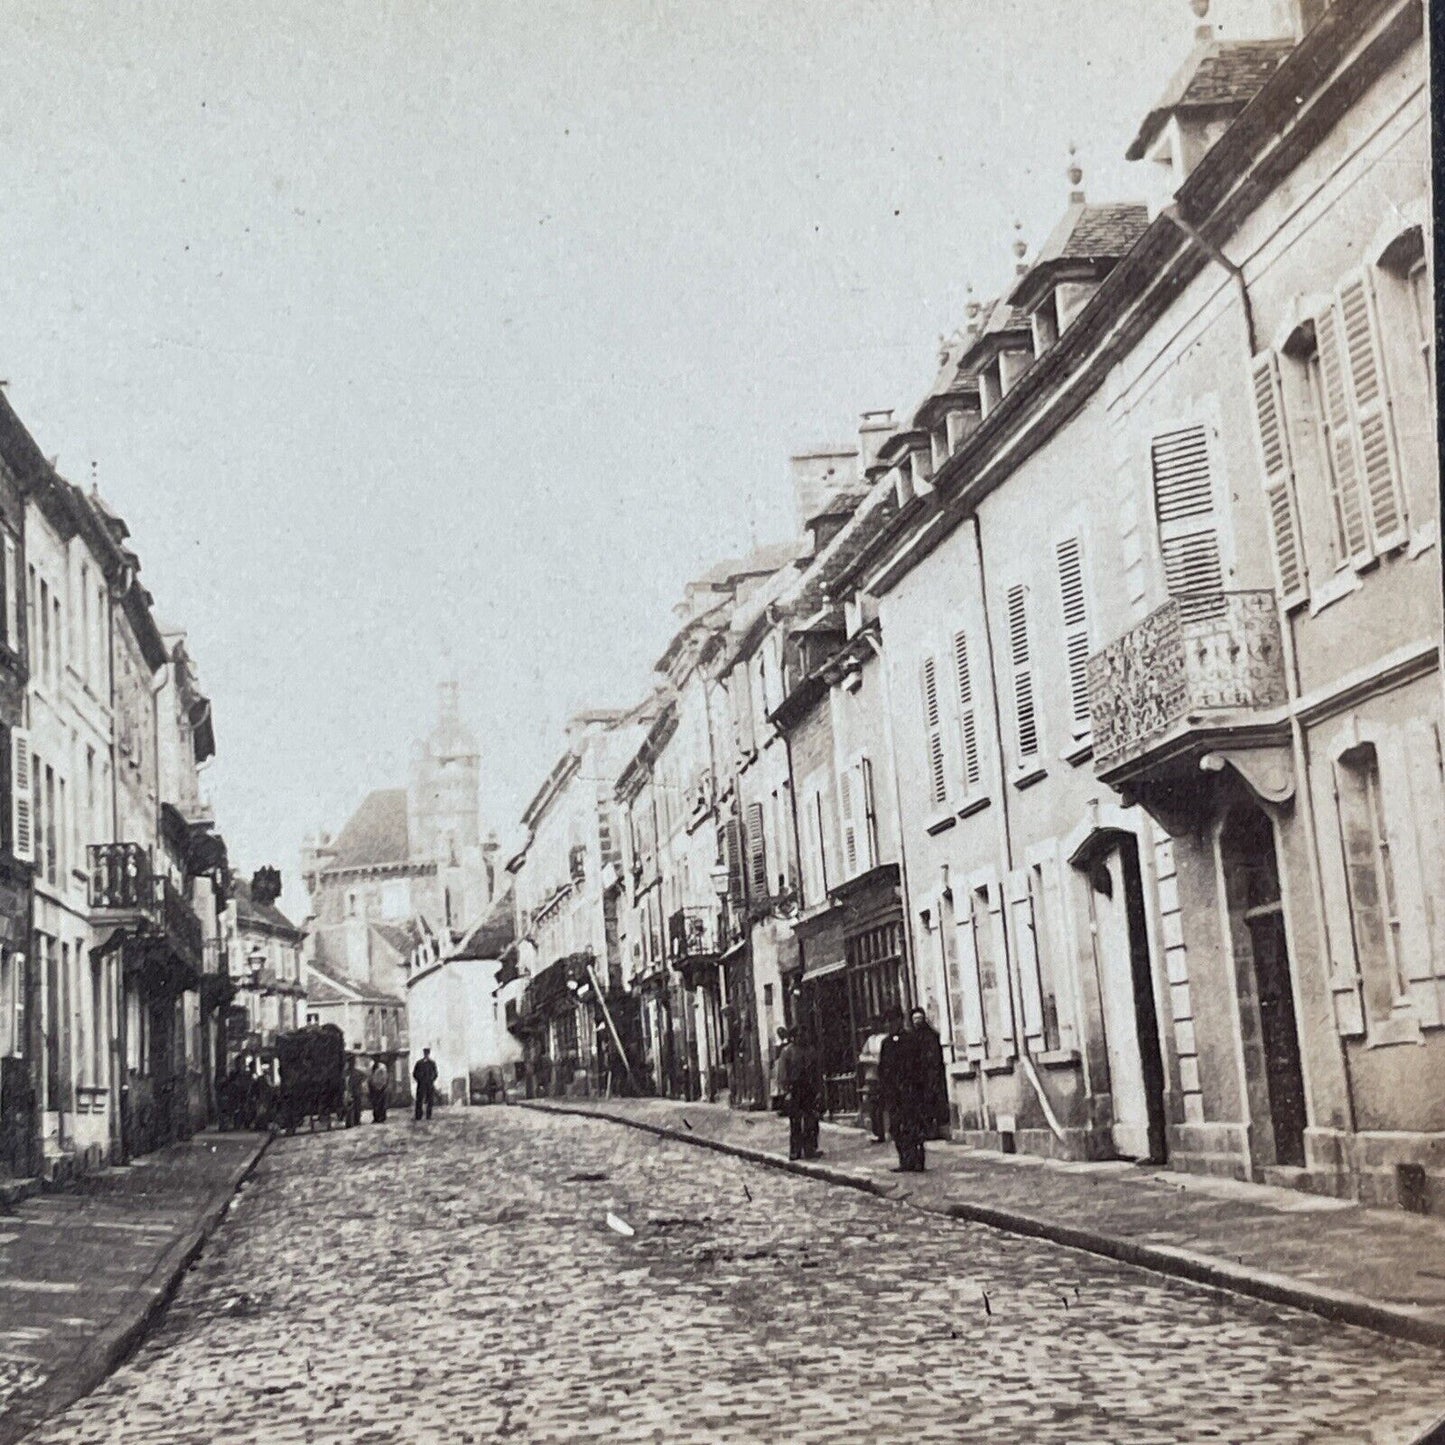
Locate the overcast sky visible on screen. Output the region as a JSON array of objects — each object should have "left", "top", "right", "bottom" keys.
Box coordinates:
[{"left": 0, "top": 0, "right": 1231, "bottom": 919}]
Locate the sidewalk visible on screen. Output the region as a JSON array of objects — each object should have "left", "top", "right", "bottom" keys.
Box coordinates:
[
  {"left": 526, "top": 1095, "right": 1445, "bottom": 1352},
  {"left": 0, "top": 1130, "right": 269, "bottom": 1445}
]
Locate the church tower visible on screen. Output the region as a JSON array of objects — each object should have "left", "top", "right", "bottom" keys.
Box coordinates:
[{"left": 408, "top": 680, "right": 489, "bottom": 937}]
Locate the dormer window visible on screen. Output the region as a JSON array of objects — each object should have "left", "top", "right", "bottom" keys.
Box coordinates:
[
  {"left": 979, "top": 364, "right": 1003, "bottom": 418},
  {"left": 998, "top": 347, "right": 1033, "bottom": 398},
  {"left": 945, "top": 408, "right": 974, "bottom": 452},
  {"left": 1030, "top": 302, "right": 1059, "bottom": 359}
]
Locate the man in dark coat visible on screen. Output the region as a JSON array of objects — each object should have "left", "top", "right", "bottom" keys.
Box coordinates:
[
  {"left": 776, "top": 1027, "right": 823, "bottom": 1161},
  {"left": 879, "top": 1008, "right": 929, "bottom": 1172},
  {"left": 909, "top": 1008, "right": 951, "bottom": 1141},
  {"left": 413, "top": 1048, "right": 439, "bottom": 1120}
]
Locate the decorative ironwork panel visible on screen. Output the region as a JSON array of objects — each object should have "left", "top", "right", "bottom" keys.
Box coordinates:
[
  {"left": 1088, "top": 591, "right": 1286, "bottom": 770},
  {"left": 88, "top": 843, "right": 153, "bottom": 911}
]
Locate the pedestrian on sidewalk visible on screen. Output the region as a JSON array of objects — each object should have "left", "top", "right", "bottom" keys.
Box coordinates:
[
  {"left": 909, "top": 1007, "right": 951, "bottom": 1141},
  {"left": 413, "top": 1048, "right": 439, "bottom": 1120},
  {"left": 346, "top": 1057, "right": 366, "bottom": 1127},
  {"left": 879, "top": 1010, "right": 927, "bottom": 1172},
  {"left": 368, "top": 1058, "right": 391, "bottom": 1123},
  {"left": 858, "top": 1017, "right": 889, "bottom": 1143},
  {"left": 777, "top": 1026, "right": 823, "bottom": 1161}
]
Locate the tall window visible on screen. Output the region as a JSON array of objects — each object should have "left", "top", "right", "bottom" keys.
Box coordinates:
[
  {"left": 1151, "top": 424, "right": 1223, "bottom": 615},
  {"left": 1054, "top": 539, "right": 1091, "bottom": 737},
  {"left": 0, "top": 534, "right": 16, "bottom": 653},
  {"left": 838, "top": 758, "right": 877, "bottom": 879},
  {"left": 1314, "top": 272, "right": 1407, "bottom": 564},
  {"left": 952, "top": 630, "right": 983, "bottom": 794},
  {"left": 1408, "top": 258, "right": 1433, "bottom": 389},
  {"left": 972, "top": 886, "right": 1008, "bottom": 1057},
  {"left": 745, "top": 800, "right": 768, "bottom": 901},
  {"left": 1005, "top": 585, "right": 1040, "bottom": 763},
  {"left": 39, "top": 579, "right": 50, "bottom": 687},
  {"left": 1336, "top": 744, "right": 1404, "bottom": 1023},
  {"left": 920, "top": 655, "right": 947, "bottom": 807},
  {"left": 1249, "top": 352, "right": 1307, "bottom": 606},
  {"left": 801, "top": 782, "right": 827, "bottom": 906}
]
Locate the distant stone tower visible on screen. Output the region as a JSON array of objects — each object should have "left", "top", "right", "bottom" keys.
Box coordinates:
[{"left": 408, "top": 680, "right": 489, "bottom": 936}]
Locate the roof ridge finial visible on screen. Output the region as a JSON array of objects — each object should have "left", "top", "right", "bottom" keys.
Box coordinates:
[
  {"left": 1011, "top": 220, "right": 1028, "bottom": 277},
  {"left": 1067, "top": 142, "right": 1085, "bottom": 204},
  {"left": 1190, "top": 0, "right": 1214, "bottom": 42},
  {"left": 964, "top": 283, "right": 983, "bottom": 336}
]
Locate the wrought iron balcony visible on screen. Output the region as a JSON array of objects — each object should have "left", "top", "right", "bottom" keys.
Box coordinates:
[
  {"left": 88, "top": 843, "right": 205, "bottom": 972},
  {"left": 668, "top": 906, "right": 720, "bottom": 967},
  {"left": 1088, "top": 591, "right": 1288, "bottom": 784}
]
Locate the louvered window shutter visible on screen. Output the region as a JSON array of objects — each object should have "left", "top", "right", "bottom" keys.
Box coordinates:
[
  {"left": 952, "top": 630, "right": 982, "bottom": 791},
  {"left": 11, "top": 728, "right": 32, "bottom": 865},
  {"left": 1005, "top": 586, "right": 1039, "bottom": 761},
  {"left": 839, "top": 767, "right": 858, "bottom": 878},
  {"left": 723, "top": 815, "right": 744, "bottom": 909},
  {"left": 1151, "top": 425, "right": 1223, "bottom": 618},
  {"left": 857, "top": 757, "right": 877, "bottom": 872},
  {"left": 1337, "top": 272, "right": 1407, "bottom": 552},
  {"left": 733, "top": 669, "right": 755, "bottom": 756},
  {"left": 1054, "top": 538, "right": 1091, "bottom": 736},
  {"left": 1315, "top": 303, "right": 1373, "bottom": 566},
  {"left": 1007, "top": 872, "right": 1045, "bottom": 1047},
  {"left": 2, "top": 536, "right": 15, "bottom": 651},
  {"left": 952, "top": 898, "right": 986, "bottom": 1055},
  {"left": 921, "top": 656, "right": 948, "bottom": 806},
  {"left": 746, "top": 801, "right": 768, "bottom": 899},
  {"left": 1249, "top": 352, "right": 1307, "bottom": 605}
]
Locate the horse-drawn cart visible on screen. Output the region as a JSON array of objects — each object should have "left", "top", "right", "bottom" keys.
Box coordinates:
[{"left": 275, "top": 1023, "right": 347, "bottom": 1133}]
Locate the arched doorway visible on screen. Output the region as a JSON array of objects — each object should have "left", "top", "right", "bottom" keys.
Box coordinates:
[{"left": 1220, "top": 802, "right": 1306, "bottom": 1169}]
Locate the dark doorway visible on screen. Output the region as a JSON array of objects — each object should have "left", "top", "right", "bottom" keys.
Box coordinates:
[
  {"left": 800, "top": 971, "right": 858, "bottom": 1117},
  {"left": 724, "top": 952, "right": 764, "bottom": 1110},
  {"left": 1119, "top": 841, "right": 1170, "bottom": 1164},
  {"left": 1222, "top": 803, "right": 1306, "bottom": 1168}
]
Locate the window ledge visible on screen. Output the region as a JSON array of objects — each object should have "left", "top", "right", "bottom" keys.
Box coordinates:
[
  {"left": 1366, "top": 1013, "right": 1423, "bottom": 1049},
  {"left": 1011, "top": 764, "right": 1048, "bottom": 791},
  {"left": 924, "top": 811, "right": 956, "bottom": 837},
  {"left": 1061, "top": 736, "right": 1093, "bottom": 768},
  {"left": 948, "top": 1061, "right": 978, "bottom": 1080},
  {"left": 981, "top": 1054, "right": 1016, "bottom": 1075},
  {"left": 1031, "top": 1047, "right": 1081, "bottom": 1068},
  {"left": 956, "top": 795, "right": 991, "bottom": 821},
  {"left": 1407, "top": 519, "right": 1439, "bottom": 560},
  {"left": 1309, "top": 568, "right": 1362, "bottom": 617}
]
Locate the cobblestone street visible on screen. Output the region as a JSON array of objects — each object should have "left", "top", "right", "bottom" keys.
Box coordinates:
[{"left": 24, "top": 1108, "right": 1445, "bottom": 1444}]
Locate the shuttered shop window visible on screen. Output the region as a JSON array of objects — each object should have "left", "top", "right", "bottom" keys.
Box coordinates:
[
  {"left": 1005, "top": 586, "right": 1039, "bottom": 761},
  {"left": 1054, "top": 539, "right": 1091, "bottom": 735},
  {"left": 952, "top": 630, "right": 982, "bottom": 791},
  {"left": 921, "top": 656, "right": 948, "bottom": 806},
  {"left": 1151, "top": 424, "right": 1223, "bottom": 617},
  {"left": 1248, "top": 352, "right": 1307, "bottom": 606}
]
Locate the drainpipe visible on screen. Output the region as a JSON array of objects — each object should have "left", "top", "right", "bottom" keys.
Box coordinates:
[{"left": 1160, "top": 203, "right": 1257, "bottom": 357}]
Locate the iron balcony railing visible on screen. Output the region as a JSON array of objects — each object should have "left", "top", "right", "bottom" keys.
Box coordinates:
[
  {"left": 1087, "top": 590, "right": 1288, "bottom": 775},
  {"left": 88, "top": 843, "right": 205, "bottom": 971},
  {"left": 668, "top": 905, "right": 720, "bottom": 966}
]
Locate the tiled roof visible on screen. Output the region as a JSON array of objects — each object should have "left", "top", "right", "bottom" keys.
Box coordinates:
[
  {"left": 453, "top": 885, "right": 517, "bottom": 961},
  {"left": 328, "top": 789, "right": 410, "bottom": 870},
  {"left": 1128, "top": 39, "right": 1295, "bottom": 160},
  {"left": 1008, "top": 201, "right": 1152, "bottom": 309},
  {"left": 371, "top": 920, "right": 423, "bottom": 959},
  {"left": 306, "top": 956, "right": 404, "bottom": 1006},
  {"left": 1041, "top": 202, "right": 1151, "bottom": 265}
]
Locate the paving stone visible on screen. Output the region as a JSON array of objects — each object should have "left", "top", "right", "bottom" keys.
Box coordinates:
[{"left": 20, "top": 1109, "right": 1445, "bottom": 1443}]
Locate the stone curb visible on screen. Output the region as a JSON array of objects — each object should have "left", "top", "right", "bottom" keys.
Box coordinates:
[
  {"left": 0, "top": 1131, "right": 272, "bottom": 1445},
  {"left": 523, "top": 1100, "right": 1445, "bottom": 1355}
]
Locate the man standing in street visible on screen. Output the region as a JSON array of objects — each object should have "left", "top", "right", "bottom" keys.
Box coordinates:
[
  {"left": 777, "top": 1025, "right": 823, "bottom": 1161},
  {"left": 879, "top": 1008, "right": 927, "bottom": 1172},
  {"left": 368, "top": 1057, "right": 390, "bottom": 1123},
  {"left": 413, "top": 1047, "right": 439, "bottom": 1120},
  {"left": 909, "top": 1007, "right": 951, "bottom": 1141}
]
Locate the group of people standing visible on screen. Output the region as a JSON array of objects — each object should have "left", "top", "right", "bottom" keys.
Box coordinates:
[{"left": 771, "top": 1006, "right": 948, "bottom": 1172}]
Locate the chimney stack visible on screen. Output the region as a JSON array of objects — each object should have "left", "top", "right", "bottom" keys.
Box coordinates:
[{"left": 858, "top": 410, "right": 897, "bottom": 476}]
